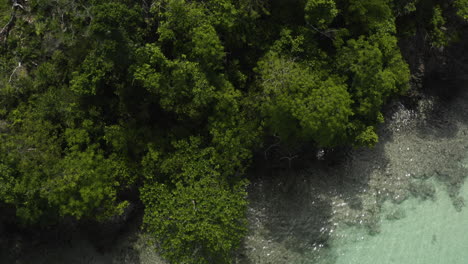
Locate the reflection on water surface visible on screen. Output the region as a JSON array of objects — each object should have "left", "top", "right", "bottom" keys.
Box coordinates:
[{"left": 240, "top": 91, "right": 468, "bottom": 264}]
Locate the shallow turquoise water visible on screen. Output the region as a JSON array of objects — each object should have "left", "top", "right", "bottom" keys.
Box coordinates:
[
  {"left": 323, "top": 94, "right": 468, "bottom": 264},
  {"left": 244, "top": 169, "right": 468, "bottom": 264},
  {"left": 331, "top": 178, "right": 468, "bottom": 264}
]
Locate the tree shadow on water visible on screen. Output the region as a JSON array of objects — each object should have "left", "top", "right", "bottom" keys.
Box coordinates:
[
  {"left": 241, "top": 168, "right": 334, "bottom": 263},
  {"left": 415, "top": 30, "right": 468, "bottom": 141},
  {"left": 260, "top": 169, "right": 333, "bottom": 251},
  {"left": 0, "top": 209, "right": 145, "bottom": 264},
  {"left": 242, "top": 142, "right": 392, "bottom": 263},
  {"left": 416, "top": 76, "right": 468, "bottom": 140}
]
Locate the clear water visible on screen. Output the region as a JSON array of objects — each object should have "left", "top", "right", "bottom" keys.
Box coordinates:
[
  {"left": 327, "top": 118, "right": 468, "bottom": 264},
  {"left": 330, "top": 179, "right": 468, "bottom": 264},
  {"left": 240, "top": 90, "right": 468, "bottom": 264}
]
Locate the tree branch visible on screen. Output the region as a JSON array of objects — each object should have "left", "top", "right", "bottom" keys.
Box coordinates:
[
  {"left": 0, "top": 11, "right": 16, "bottom": 39},
  {"left": 306, "top": 22, "right": 335, "bottom": 41},
  {"left": 264, "top": 135, "right": 281, "bottom": 160},
  {"left": 0, "top": 1, "right": 28, "bottom": 42},
  {"left": 9, "top": 61, "right": 22, "bottom": 83},
  {"left": 279, "top": 155, "right": 298, "bottom": 168}
]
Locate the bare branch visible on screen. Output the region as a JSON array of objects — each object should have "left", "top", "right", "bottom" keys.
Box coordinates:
[
  {"left": 279, "top": 155, "right": 299, "bottom": 168},
  {"left": 263, "top": 135, "right": 281, "bottom": 160},
  {"left": 0, "top": 11, "right": 16, "bottom": 37},
  {"left": 0, "top": 0, "right": 27, "bottom": 42},
  {"left": 13, "top": 3, "right": 24, "bottom": 10},
  {"left": 306, "top": 22, "right": 335, "bottom": 41},
  {"left": 264, "top": 142, "right": 280, "bottom": 160},
  {"left": 9, "top": 61, "right": 22, "bottom": 83}
]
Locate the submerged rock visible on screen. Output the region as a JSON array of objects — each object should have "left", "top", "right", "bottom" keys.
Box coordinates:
[
  {"left": 409, "top": 181, "right": 436, "bottom": 201},
  {"left": 452, "top": 196, "right": 465, "bottom": 212},
  {"left": 367, "top": 220, "right": 381, "bottom": 236},
  {"left": 386, "top": 208, "right": 407, "bottom": 221},
  {"left": 391, "top": 191, "right": 409, "bottom": 204}
]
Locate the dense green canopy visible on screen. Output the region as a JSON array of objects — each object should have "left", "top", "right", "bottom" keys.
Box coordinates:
[{"left": 0, "top": 0, "right": 466, "bottom": 263}]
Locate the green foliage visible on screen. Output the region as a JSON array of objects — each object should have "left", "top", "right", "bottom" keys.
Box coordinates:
[
  {"left": 0, "top": 1, "right": 10, "bottom": 26},
  {"left": 0, "top": 105, "right": 63, "bottom": 222},
  {"left": 347, "top": 0, "right": 395, "bottom": 33},
  {"left": 393, "top": 0, "right": 419, "bottom": 16},
  {"left": 2, "top": 0, "right": 464, "bottom": 262},
  {"left": 90, "top": 2, "right": 141, "bottom": 37},
  {"left": 71, "top": 54, "right": 114, "bottom": 95},
  {"left": 337, "top": 33, "right": 409, "bottom": 123},
  {"left": 430, "top": 6, "right": 448, "bottom": 48},
  {"left": 134, "top": 44, "right": 216, "bottom": 118},
  {"left": 45, "top": 148, "right": 129, "bottom": 220},
  {"left": 208, "top": 109, "right": 260, "bottom": 176},
  {"left": 351, "top": 123, "right": 380, "bottom": 147},
  {"left": 454, "top": 0, "right": 468, "bottom": 20},
  {"left": 191, "top": 23, "right": 225, "bottom": 70},
  {"left": 304, "top": 0, "right": 339, "bottom": 29},
  {"left": 141, "top": 138, "right": 248, "bottom": 264},
  {"left": 258, "top": 52, "right": 353, "bottom": 146},
  {"left": 0, "top": 97, "right": 131, "bottom": 223},
  {"left": 257, "top": 24, "right": 409, "bottom": 147}
]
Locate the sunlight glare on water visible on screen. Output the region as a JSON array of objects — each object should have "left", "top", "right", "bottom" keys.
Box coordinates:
[{"left": 241, "top": 91, "right": 468, "bottom": 264}]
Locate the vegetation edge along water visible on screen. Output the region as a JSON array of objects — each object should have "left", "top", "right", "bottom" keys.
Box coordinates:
[{"left": 0, "top": 0, "right": 467, "bottom": 263}]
